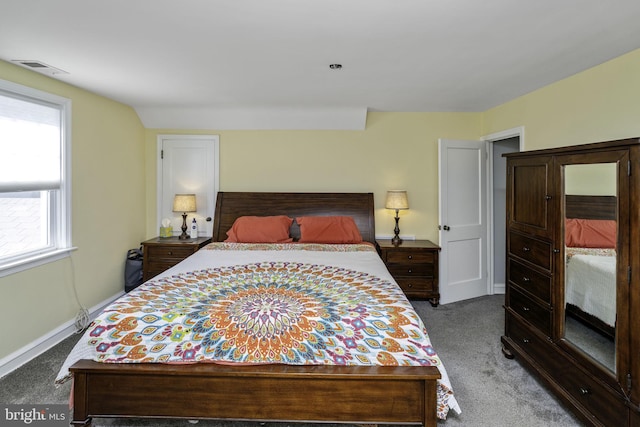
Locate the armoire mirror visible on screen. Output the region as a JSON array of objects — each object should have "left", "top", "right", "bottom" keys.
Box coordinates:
[{"left": 563, "top": 162, "right": 617, "bottom": 373}]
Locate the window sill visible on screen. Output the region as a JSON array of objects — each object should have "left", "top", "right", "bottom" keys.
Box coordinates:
[{"left": 0, "top": 247, "right": 78, "bottom": 278}]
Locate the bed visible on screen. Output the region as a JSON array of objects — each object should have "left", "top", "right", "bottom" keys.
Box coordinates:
[
  {"left": 59, "top": 192, "right": 459, "bottom": 427},
  {"left": 564, "top": 195, "right": 617, "bottom": 339}
]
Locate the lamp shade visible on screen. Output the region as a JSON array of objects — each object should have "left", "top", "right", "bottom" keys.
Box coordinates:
[
  {"left": 172, "top": 194, "right": 197, "bottom": 213},
  {"left": 385, "top": 190, "right": 409, "bottom": 210}
]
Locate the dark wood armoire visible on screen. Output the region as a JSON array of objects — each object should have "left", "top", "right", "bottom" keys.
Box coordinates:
[{"left": 501, "top": 137, "right": 640, "bottom": 426}]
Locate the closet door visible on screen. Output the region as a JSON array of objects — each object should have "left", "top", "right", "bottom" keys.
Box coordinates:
[{"left": 506, "top": 156, "right": 555, "bottom": 239}]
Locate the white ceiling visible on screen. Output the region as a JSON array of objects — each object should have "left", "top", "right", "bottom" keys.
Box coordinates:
[{"left": 1, "top": 0, "right": 640, "bottom": 129}]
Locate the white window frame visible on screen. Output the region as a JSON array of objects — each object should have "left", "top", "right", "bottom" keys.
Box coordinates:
[{"left": 0, "top": 79, "right": 74, "bottom": 277}]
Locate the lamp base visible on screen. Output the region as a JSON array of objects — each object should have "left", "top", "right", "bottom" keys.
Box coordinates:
[
  {"left": 392, "top": 211, "right": 402, "bottom": 245},
  {"left": 179, "top": 213, "right": 190, "bottom": 240}
]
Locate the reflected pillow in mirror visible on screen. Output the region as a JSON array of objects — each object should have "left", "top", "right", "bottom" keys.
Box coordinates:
[{"left": 565, "top": 218, "right": 616, "bottom": 248}]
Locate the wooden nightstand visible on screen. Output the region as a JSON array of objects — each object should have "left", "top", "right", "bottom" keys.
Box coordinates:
[
  {"left": 377, "top": 239, "right": 440, "bottom": 306},
  {"left": 141, "top": 236, "right": 212, "bottom": 281}
]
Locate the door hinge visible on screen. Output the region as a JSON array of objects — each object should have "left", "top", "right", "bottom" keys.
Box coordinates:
[
  {"left": 627, "top": 373, "right": 632, "bottom": 393},
  {"left": 161, "top": 149, "right": 164, "bottom": 160}
]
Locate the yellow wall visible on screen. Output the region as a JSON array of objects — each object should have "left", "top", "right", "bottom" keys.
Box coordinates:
[
  {"left": 483, "top": 48, "right": 640, "bottom": 149},
  {"left": 144, "top": 112, "right": 482, "bottom": 243},
  {"left": 0, "top": 61, "right": 146, "bottom": 360}
]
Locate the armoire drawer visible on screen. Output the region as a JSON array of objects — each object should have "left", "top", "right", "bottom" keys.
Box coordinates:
[
  {"left": 508, "top": 286, "right": 552, "bottom": 336},
  {"left": 508, "top": 232, "right": 552, "bottom": 271},
  {"left": 554, "top": 358, "right": 628, "bottom": 427},
  {"left": 505, "top": 313, "right": 551, "bottom": 364},
  {"left": 508, "top": 258, "right": 551, "bottom": 304},
  {"left": 506, "top": 314, "right": 628, "bottom": 427}
]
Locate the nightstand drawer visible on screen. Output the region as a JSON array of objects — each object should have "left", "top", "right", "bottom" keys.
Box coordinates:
[
  {"left": 146, "top": 260, "right": 182, "bottom": 273},
  {"left": 395, "top": 278, "right": 435, "bottom": 294},
  {"left": 386, "top": 263, "right": 433, "bottom": 277},
  {"left": 145, "top": 245, "right": 195, "bottom": 260},
  {"left": 386, "top": 251, "right": 434, "bottom": 264},
  {"left": 144, "top": 263, "right": 176, "bottom": 279}
]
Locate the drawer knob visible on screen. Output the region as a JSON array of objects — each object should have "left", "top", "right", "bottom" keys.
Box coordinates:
[
  {"left": 522, "top": 246, "right": 531, "bottom": 252},
  {"left": 168, "top": 251, "right": 173, "bottom": 255},
  {"left": 579, "top": 387, "right": 591, "bottom": 396},
  {"left": 522, "top": 276, "right": 530, "bottom": 283},
  {"left": 522, "top": 306, "right": 530, "bottom": 312},
  {"left": 408, "top": 283, "right": 413, "bottom": 288},
  {"left": 522, "top": 338, "right": 530, "bottom": 344},
  {"left": 407, "top": 255, "right": 413, "bottom": 260},
  {"left": 407, "top": 269, "right": 413, "bottom": 274}
]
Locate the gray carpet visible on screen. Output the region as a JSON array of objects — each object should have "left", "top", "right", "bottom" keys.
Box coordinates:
[{"left": 0, "top": 295, "right": 583, "bottom": 426}]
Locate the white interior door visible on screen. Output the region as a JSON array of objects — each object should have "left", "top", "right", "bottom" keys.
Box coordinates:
[
  {"left": 157, "top": 135, "right": 219, "bottom": 237},
  {"left": 438, "top": 139, "right": 488, "bottom": 304}
]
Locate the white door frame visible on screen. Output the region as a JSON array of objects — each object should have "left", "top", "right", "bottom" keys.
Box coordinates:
[
  {"left": 156, "top": 134, "right": 220, "bottom": 234},
  {"left": 481, "top": 126, "right": 524, "bottom": 295}
]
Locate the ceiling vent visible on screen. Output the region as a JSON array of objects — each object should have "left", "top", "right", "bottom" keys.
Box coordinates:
[{"left": 11, "top": 60, "right": 68, "bottom": 75}]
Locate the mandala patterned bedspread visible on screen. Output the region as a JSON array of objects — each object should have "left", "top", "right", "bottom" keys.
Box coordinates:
[{"left": 56, "top": 242, "right": 460, "bottom": 419}]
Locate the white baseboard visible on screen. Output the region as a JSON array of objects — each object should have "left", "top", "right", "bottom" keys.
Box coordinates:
[
  {"left": 0, "top": 291, "right": 124, "bottom": 379},
  {"left": 493, "top": 282, "right": 506, "bottom": 294}
]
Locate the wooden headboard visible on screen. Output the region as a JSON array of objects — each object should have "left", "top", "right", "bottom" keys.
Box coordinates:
[
  {"left": 212, "top": 192, "right": 376, "bottom": 243},
  {"left": 565, "top": 195, "right": 617, "bottom": 220}
]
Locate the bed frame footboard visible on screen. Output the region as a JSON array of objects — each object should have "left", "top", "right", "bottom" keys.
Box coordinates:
[{"left": 70, "top": 360, "right": 440, "bottom": 427}]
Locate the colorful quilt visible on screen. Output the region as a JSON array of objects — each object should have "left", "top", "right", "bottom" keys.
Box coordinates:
[{"left": 56, "top": 242, "right": 459, "bottom": 419}]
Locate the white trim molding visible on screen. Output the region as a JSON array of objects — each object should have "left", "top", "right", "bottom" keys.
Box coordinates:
[{"left": 0, "top": 291, "right": 123, "bottom": 379}]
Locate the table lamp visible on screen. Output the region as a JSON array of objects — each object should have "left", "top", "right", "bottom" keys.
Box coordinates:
[
  {"left": 173, "top": 194, "right": 196, "bottom": 239},
  {"left": 385, "top": 190, "right": 409, "bottom": 245}
]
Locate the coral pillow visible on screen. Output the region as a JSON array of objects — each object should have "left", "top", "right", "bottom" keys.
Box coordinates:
[
  {"left": 225, "top": 215, "right": 293, "bottom": 243},
  {"left": 296, "top": 216, "right": 363, "bottom": 244},
  {"left": 565, "top": 218, "right": 616, "bottom": 248}
]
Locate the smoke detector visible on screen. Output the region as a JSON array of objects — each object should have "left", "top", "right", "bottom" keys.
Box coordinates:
[{"left": 11, "top": 60, "right": 68, "bottom": 75}]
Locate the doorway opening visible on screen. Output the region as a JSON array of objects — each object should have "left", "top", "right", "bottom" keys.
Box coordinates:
[{"left": 485, "top": 128, "right": 522, "bottom": 295}]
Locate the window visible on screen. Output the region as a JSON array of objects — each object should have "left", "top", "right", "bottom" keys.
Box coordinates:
[{"left": 0, "top": 79, "right": 72, "bottom": 276}]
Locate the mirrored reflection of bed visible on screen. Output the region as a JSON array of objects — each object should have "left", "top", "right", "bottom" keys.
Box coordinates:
[
  {"left": 56, "top": 192, "right": 459, "bottom": 427},
  {"left": 564, "top": 194, "right": 616, "bottom": 371}
]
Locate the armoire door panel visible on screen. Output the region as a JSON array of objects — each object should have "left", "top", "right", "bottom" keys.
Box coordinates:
[{"left": 507, "top": 156, "right": 553, "bottom": 238}]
